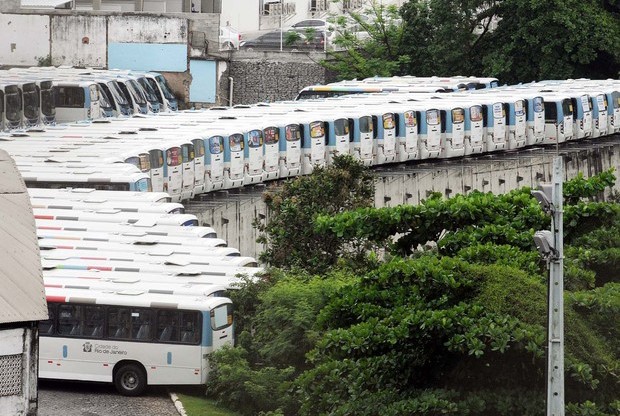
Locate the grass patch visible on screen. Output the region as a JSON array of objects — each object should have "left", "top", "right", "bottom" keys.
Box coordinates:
[{"left": 175, "top": 392, "right": 240, "bottom": 416}]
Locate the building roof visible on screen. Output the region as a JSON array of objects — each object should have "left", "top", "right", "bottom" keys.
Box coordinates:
[
  {"left": 0, "top": 150, "right": 48, "bottom": 324},
  {"left": 20, "top": 0, "right": 72, "bottom": 9}
]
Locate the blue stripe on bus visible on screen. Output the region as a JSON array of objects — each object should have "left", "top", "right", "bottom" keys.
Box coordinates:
[
  {"left": 167, "top": 352, "right": 172, "bottom": 365},
  {"left": 63, "top": 345, "right": 68, "bottom": 358}
]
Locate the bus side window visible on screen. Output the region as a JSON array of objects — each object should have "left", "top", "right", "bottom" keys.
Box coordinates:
[
  {"left": 571, "top": 99, "right": 578, "bottom": 120},
  {"left": 544, "top": 103, "right": 557, "bottom": 123},
  {"left": 211, "top": 304, "right": 233, "bottom": 332},
  {"left": 39, "top": 303, "right": 57, "bottom": 335},
  {"left": 300, "top": 125, "right": 307, "bottom": 147},
  {"left": 394, "top": 114, "right": 401, "bottom": 137},
  {"left": 440, "top": 111, "right": 447, "bottom": 133},
  {"left": 132, "top": 309, "right": 152, "bottom": 341},
  {"left": 108, "top": 307, "right": 131, "bottom": 339},
  {"left": 58, "top": 304, "right": 82, "bottom": 336},
  {"left": 156, "top": 310, "right": 179, "bottom": 342},
  {"left": 348, "top": 119, "right": 354, "bottom": 142},
  {"left": 84, "top": 306, "right": 105, "bottom": 338},
  {"left": 180, "top": 311, "right": 201, "bottom": 344},
  {"left": 372, "top": 116, "right": 378, "bottom": 139}
]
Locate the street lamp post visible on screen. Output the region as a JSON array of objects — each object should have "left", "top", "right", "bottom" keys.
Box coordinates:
[{"left": 532, "top": 156, "right": 565, "bottom": 416}]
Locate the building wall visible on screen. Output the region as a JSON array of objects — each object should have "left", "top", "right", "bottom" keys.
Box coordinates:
[
  {"left": 0, "top": 14, "right": 50, "bottom": 67},
  {"left": 0, "top": 326, "right": 39, "bottom": 416},
  {"left": 228, "top": 51, "right": 330, "bottom": 104},
  {"left": 51, "top": 15, "right": 107, "bottom": 67}
]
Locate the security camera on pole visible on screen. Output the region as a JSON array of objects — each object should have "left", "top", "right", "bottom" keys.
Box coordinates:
[{"left": 531, "top": 156, "right": 564, "bottom": 416}]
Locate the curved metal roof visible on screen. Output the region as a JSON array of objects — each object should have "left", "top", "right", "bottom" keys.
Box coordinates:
[{"left": 0, "top": 149, "right": 48, "bottom": 324}]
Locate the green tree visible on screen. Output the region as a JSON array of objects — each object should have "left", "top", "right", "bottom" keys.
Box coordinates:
[
  {"left": 255, "top": 155, "right": 375, "bottom": 274},
  {"left": 321, "top": 1, "right": 411, "bottom": 80},
  {"left": 482, "top": 0, "right": 620, "bottom": 83}
]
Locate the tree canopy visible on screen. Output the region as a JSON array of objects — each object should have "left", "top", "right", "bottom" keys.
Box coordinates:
[
  {"left": 206, "top": 161, "right": 620, "bottom": 415},
  {"left": 323, "top": 0, "right": 620, "bottom": 83}
]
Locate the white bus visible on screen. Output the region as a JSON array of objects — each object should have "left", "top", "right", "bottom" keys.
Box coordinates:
[
  {"left": 30, "top": 197, "right": 185, "bottom": 215},
  {"left": 44, "top": 278, "right": 228, "bottom": 298},
  {"left": 33, "top": 207, "right": 199, "bottom": 227},
  {"left": 36, "top": 229, "right": 227, "bottom": 249},
  {"left": 39, "top": 248, "right": 257, "bottom": 268},
  {"left": 22, "top": 171, "right": 152, "bottom": 192},
  {"left": 42, "top": 267, "right": 258, "bottom": 290},
  {"left": 39, "top": 286, "right": 234, "bottom": 395},
  {"left": 27, "top": 187, "right": 171, "bottom": 203},
  {"left": 36, "top": 218, "right": 217, "bottom": 239}
]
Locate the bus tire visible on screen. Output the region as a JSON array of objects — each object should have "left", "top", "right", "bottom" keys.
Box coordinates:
[{"left": 114, "top": 363, "right": 147, "bottom": 396}]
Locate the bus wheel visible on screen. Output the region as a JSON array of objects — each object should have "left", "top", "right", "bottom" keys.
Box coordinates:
[{"left": 114, "top": 363, "right": 147, "bottom": 396}]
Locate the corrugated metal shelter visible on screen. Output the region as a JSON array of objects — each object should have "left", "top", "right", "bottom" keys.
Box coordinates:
[{"left": 0, "top": 149, "right": 47, "bottom": 416}]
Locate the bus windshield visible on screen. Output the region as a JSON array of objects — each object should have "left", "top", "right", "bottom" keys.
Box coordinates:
[
  {"left": 40, "top": 82, "right": 56, "bottom": 117},
  {"left": 107, "top": 82, "right": 129, "bottom": 105},
  {"left": 126, "top": 80, "right": 147, "bottom": 105},
  {"left": 137, "top": 78, "right": 158, "bottom": 102},
  {"left": 155, "top": 75, "right": 176, "bottom": 100},
  {"left": 23, "top": 84, "right": 39, "bottom": 119},
  {"left": 150, "top": 149, "right": 164, "bottom": 169}
]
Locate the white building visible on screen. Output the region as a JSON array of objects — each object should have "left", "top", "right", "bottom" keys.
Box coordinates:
[
  {"left": 0, "top": 149, "right": 48, "bottom": 416},
  {"left": 16, "top": 0, "right": 406, "bottom": 36}
]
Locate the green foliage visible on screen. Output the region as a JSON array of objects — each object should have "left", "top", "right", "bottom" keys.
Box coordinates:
[
  {"left": 35, "top": 55, "right": 52, "bottom": 67},
  {"left": 482, "top": 0, "right": 620, "bottom": 83},
  {"left": 325, "top": 0, "right": 619, "bottom": 83},
  {"left": 321, "top": 1, "right": 410, "bottom": 79},
  {"left": 399, "top": 0, "right": 494, "bottom": 77},
  {"left": 255, "top": 155, "right": 374, "bottom": 273},
  {"left": 211, "top": 169, "right": 620, "bottom": 415},
  {"left": 206, "top": 346, "right": 297, "bottom": 415},
  {"left": 564, "top": 170, "right": 617, "bottom": 205}
]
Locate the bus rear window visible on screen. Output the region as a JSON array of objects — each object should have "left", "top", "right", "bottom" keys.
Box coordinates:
[
  {"left": 359, "top": 116, "right": 372, "bottom": 133},
  {"left": 248, "top": 130, "right": 263, "bottom": 148},
  {"left": 544, "top": 102, "right": 557, "bottom": 123},
  {"left": 470, "top": 106, "right": 483, "bottom": 122},
  {"left": 209, "top": 136, "right": 224, "bottom": 154},
  {"left": 285, "top": 124, "right": 301, "bottom": 141},
  {"left": 264, "top": 127, "right": 279, "bottom": 144},
  {"left": 167, "top": 147, "right": 182, "bottom": 166},
  {"left": 55, "top": 87, "right": 85, "bottom": 108},
  {"left": 534, "top": 97, "right": 544, "bottom": 113},
  {"left": 334, "top": 118, "right": 349, "bottom": 136},
  {"left": 452, "top": 108, "right": 465, "bottom": 123},
  {"left": 193, "top": 139, "right": 206, "bottom": 157},
  {"left": 150, "top": 150, "right": 164, "bottom": 169},
  {"left": 210, "top": 303, "right": 233, "bottom": 331},
  {"left": 229, "top": 134, "right": 244, "bottom": 152},
  {"left": 382, "top": 113, "right": 395, "bottom": 129},
  {"left": 426, "top": 109, "right": 440, "bottom": 125},
  {"left": 310, "top": 121, "right": 325, "bottom": 138}
]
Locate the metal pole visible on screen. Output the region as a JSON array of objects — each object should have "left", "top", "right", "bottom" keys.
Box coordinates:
[
  {"left": 280, "top": 10, "right": 283, "bottom": 52},
  {"left": 547, "top": 156, "right": 564, "bottom": 416}
]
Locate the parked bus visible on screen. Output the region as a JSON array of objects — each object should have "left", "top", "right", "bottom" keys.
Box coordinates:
[
  {"left": 39, "top": 286, "right": 234, "bottom": 395},
  {"left": 36, "top": 218, "right": 216, "bottom": 240},
  {"left": 39, "top": 238, "right": 238, "bottom": 257},
  {"left": 53, "top": 80, "right": 105, "bottom": 123},
  {"left": 27, "top": 187, "right": 172, "bottom": 203},
  {"left": 22, "top": 171, "right": 152, "bottom": 192},
  {"left": 44, "top": 278, "right": 228, "bottom": 298},
  {"left": 30, "top": 197, "right": 184, "bottom": 215},
  {"left": 33, "top": 207, "right": 199, "bottom": 227},
  {"left": 0, "top": 82, "right": 23, "bottom": 131}
]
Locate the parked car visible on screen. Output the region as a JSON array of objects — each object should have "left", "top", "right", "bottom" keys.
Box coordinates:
[
  {"left": 290, "top": 19, "right": 328, "bottom": 29},
  {"left": 239, "top": 29, "right": 327, "bottom": 51},
  {"left": 220, "top": 25, "right": 242, "bottom": 50}
]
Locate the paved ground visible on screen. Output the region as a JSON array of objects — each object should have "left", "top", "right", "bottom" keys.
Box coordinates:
[{"left": 38, "top": 380, "right": 179, "bottom": 416}]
